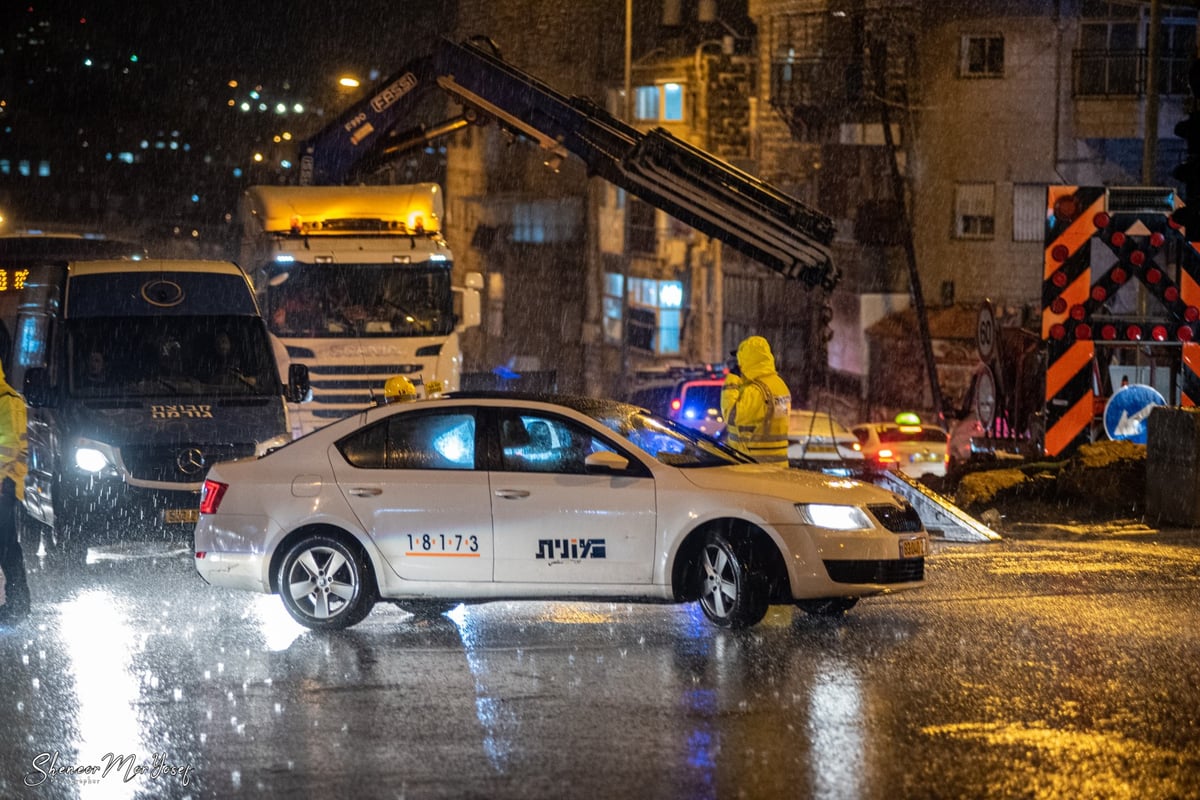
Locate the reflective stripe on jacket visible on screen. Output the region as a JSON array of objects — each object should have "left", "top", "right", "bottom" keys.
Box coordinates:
[{"left": 728, "top": 378, "right": 790, "bottom": 462}]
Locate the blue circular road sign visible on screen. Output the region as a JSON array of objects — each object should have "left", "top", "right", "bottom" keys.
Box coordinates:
[{"left": 1103, "top": 384, "right": 1166, "bottom": 444}]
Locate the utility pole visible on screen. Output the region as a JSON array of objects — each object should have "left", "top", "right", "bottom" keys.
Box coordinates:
[
  {"left": 1142, "top": 0, "right": 1162, "bottom": 185},
  {"left": 619, "top": 0, "right": 633, "bottom": 396},
  {"left": 871, "top": 38, "right": 944, "bottom": 422}
]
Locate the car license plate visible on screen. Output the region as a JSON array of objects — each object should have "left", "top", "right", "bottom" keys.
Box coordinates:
[
  {"left": 900, "top": 538, "right": 926, "bottom": 558},
  {"left": 164, "top": 508, "right": 199, "bottom": 525}
]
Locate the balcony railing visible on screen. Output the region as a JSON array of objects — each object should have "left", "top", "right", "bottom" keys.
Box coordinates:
[{"left": 1073, "top": 48, "right": 1193, "bottom": 97}]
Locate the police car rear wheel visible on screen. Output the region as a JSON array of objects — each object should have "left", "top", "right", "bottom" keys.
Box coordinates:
[{"left": 278, "top": 536, "right": 376, "bottom": 630}]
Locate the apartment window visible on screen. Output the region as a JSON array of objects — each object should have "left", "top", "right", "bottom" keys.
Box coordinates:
[
  {"left": 961, "top": 35, "right": 1004, "bottom": 78},
  {"left": 634, "top": 82, "right": 685, "bottom": 122},
  {"left": 1075, "top": 3, "right": 1197, "bottom": 96},
  {"left": 1012, "top": 184, "right": 1045, "bottom": 243},
  {"left": 602, "top": 272, "right": 624, "bottom": 345},
  {"left": 954, "top": 183, "right": 995, "bottom": 240},
  {"left": 510, "top": 200, "right": 579, "bottom": 244},
  {"left": 628, "top": 277, "right": 683, "bottom": 355}
]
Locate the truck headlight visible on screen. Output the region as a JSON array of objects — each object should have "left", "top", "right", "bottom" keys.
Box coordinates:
[
  {"left": 73, "top": 439, "right": 120, "bottom": 476},
  {"left": 797, "top": 503, "right": 871, "bottom": 530}
]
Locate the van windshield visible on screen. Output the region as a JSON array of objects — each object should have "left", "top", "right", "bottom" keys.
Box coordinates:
[{"left": 67, "top": 316, "right": 281, "bottom": 398}]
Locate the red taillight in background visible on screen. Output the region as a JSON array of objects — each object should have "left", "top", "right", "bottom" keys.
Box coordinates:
[
  {"left": 876, "top": 447, "right": 896, "bottom": 463},
  {"left": 670, "top": 398, "right": 682, "bottom": 412},
  {"left": 200, "top": 479, "right": 229, "bottom": 514}
]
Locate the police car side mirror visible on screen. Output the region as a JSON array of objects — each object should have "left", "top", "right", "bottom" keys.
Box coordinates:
[
  {"left": 584, "top": 450, "right": 630, "bottom": 474},
  {"left": 286, "top": 363, "right": 310, "bottom": 404},
  {"left": 22, "top": 367, "right": 53, "bottom": 409}
]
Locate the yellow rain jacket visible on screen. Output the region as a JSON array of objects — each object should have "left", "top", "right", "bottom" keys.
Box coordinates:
[
  {"left": 0, "top": 361, "right": 27, "bottom": 497},
  {"left": 721, "top": 336, "right": 791, "bottom": 463}
]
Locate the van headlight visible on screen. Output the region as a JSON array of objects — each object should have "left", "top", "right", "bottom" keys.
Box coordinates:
[
  {"left": 256, "top": 434, "right": 293, "bottom": 457},
  {"left": 797, "top": 503, "right": 871, "bottom": 530},
  {"left": 73, "top": 439, "right": 120, "bottom": 476}
]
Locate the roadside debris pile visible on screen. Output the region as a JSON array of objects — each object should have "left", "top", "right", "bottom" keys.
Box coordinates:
[{"left": 949, "top": 441, "right": 1147, "bottom": 527}]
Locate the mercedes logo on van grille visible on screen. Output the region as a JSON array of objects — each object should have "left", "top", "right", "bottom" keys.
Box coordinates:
[{"left": 176, "top": 448, "right": 207, "bottom": 476}]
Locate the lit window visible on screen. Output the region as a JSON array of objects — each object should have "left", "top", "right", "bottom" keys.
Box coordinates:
[
  {"left": 628, "top": 277, "right": 684, "bottom": 356},
  {"left": 662, "top": 83, "right": 683, "bottom": 121},
  {"left": 603, "top": 272, "right": 624, "bottom": 344},
  {"left": 634, "top": 82, "right": 686, "bottom": 122},
  {"left": 38, "top": 160, "right": 50, "bottom": 177},
  {"left": 634, "top": 86, "right": 659, "bottom": 121}
]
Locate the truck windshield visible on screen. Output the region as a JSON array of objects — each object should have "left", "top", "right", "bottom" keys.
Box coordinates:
[
  {"left": 68, "top": 316, "right": 281, "bottom": 398},
  {"left": 267, "top": 262, "right": 453, "bottom": 339}
]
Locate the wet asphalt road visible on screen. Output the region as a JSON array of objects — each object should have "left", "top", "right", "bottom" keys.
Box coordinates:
[{"left": 0, "top": 532, "right": 1198, "bottom": 799}]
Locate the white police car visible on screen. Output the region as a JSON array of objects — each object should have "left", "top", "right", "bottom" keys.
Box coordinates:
[{"left": 194, "top": 393, "right": 928, "bottom": 630}]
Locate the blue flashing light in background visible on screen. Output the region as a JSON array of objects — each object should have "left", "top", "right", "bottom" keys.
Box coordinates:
[{"left": 232, "top": 168, "right": 243, "bottom": 178}]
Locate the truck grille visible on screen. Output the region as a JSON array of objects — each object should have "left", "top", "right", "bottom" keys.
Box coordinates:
[
  {"left": 121, "top": 443, "right": 256, "bottom": 482},
  {"left": 824, "top": 558, "right": 924, "bottom": 584}
]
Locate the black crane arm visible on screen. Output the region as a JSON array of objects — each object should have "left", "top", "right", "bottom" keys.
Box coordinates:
[{"left": 298, "top": 37, "right": 839, "bottom": 289}]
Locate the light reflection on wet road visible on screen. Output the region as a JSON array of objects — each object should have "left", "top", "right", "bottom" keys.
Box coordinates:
[{"left": 0, "top": 535, "right": 1198, "bottom": 798}]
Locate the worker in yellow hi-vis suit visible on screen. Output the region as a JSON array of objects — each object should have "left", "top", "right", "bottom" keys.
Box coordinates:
[
  {"left": 720, "top": 336, "right": 792, "bottom": 464},
  {"left": 0, "top": 359, "right": 29, "bottom": 625}
]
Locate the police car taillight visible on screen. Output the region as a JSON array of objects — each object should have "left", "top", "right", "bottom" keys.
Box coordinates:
[{"left": 200, "top": 479, "right": 229, "bottom": 514}]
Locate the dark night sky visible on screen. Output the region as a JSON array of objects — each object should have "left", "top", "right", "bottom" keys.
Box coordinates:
[{"left": 9, "top": 1, "right": 455, "bottom": 95}]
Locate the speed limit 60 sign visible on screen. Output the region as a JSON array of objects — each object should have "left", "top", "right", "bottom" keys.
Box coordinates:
[{"left": 977, "top": 300, "right": 997, "bottom": 362}]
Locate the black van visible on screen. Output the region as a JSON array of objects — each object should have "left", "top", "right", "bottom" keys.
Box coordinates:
[{"left": 11, "top": 259, "right": 309, "bottom": 560}]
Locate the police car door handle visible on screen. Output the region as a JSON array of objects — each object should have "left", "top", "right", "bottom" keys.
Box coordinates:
[
  {"left": 348, "top": 487, "right": 382, "bottom": 497},
  {"left": 494, "top": 488, "right": 530, "bottom": 499}
]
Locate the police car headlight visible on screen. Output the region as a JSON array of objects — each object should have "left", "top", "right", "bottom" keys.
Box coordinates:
[
  {"left": 256, "top": 434, "right": 293, "bottom": 457},
  {"left": 797, "top": 503, "right": 871, "bottom": 530},
  {"left": 73, "top": 439, "right": 119, "bottom": 475}
]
